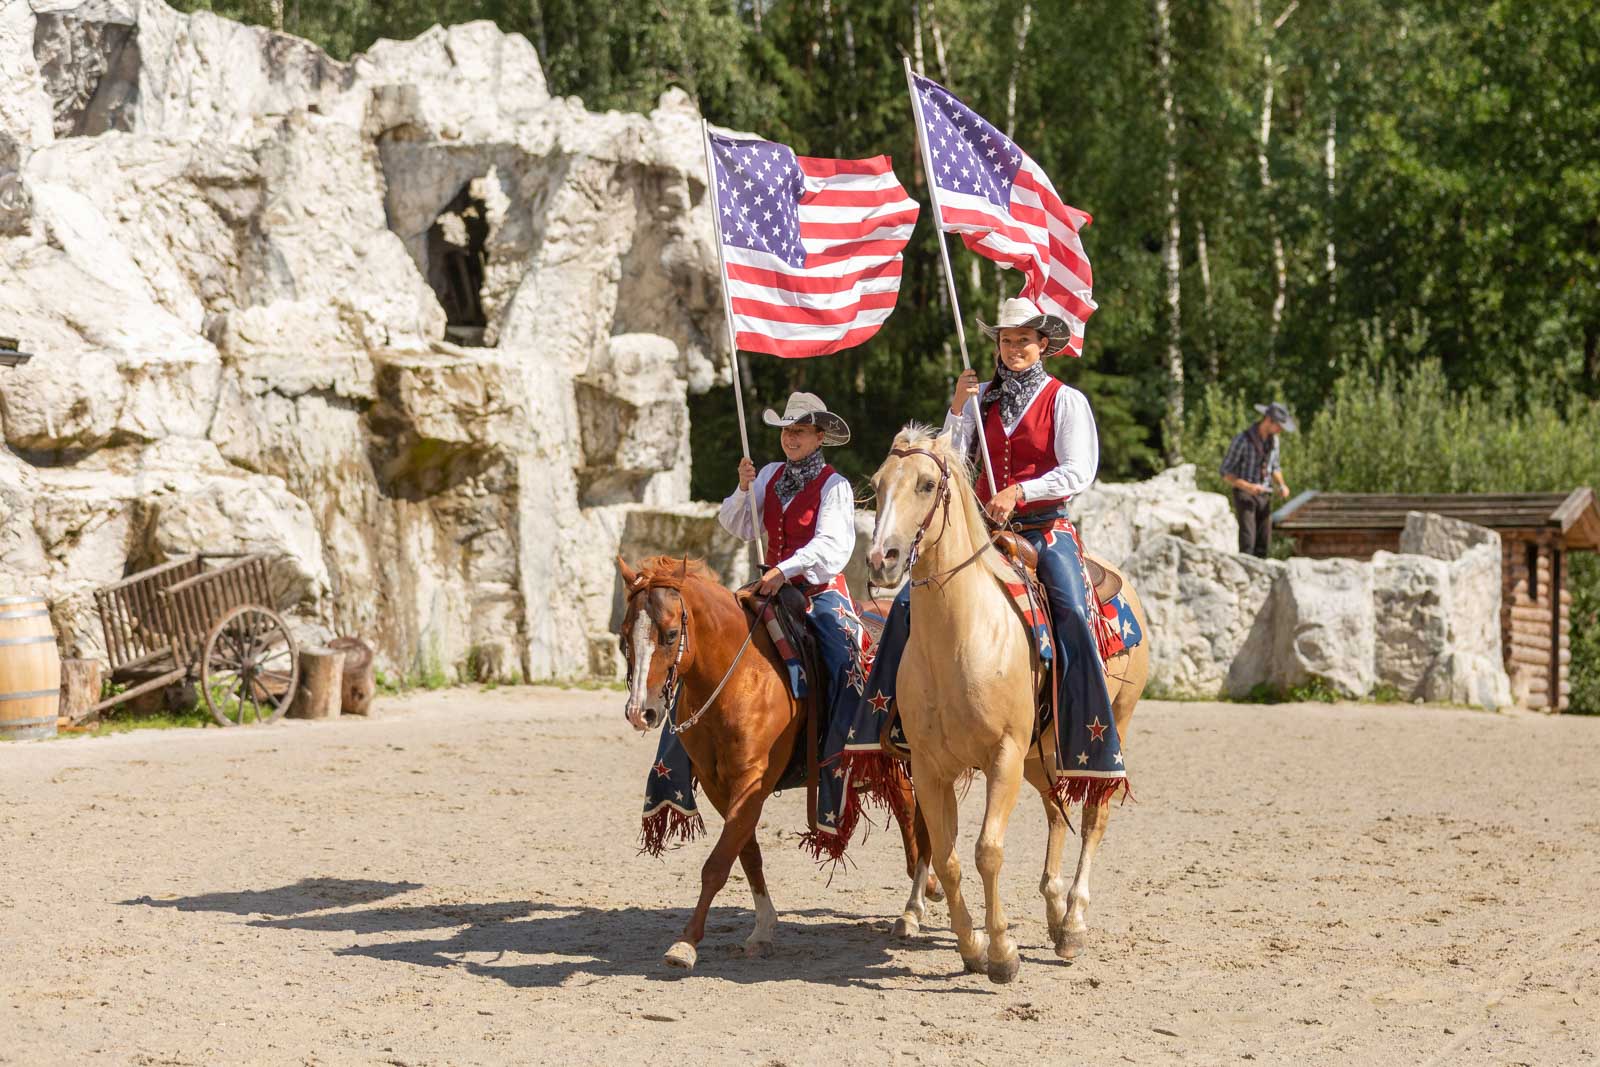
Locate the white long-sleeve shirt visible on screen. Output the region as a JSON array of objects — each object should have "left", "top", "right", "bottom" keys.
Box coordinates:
[
  {"left": 942, "top": 378, "right": 1099, "bottom": 502},
  {"left": 718, "top": 461, "right": 856, "bottom": 585}
]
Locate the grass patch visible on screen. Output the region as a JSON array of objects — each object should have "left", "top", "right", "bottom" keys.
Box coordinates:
[{"left": 67, "top": 705, "right": 216, "bottom": 738}]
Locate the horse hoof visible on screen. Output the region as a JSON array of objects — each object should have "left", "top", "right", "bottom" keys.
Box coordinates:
[
  {"left": 925, "top": 879, "right": 946, "bottom": 903},
  {"left": 892, "top": 916, "right": 920, "bottom": 939},
  {"left": 664, "top": 941, "right": 698, "bottom": 970},
  {"left": 962, "top": 954, "right": 988, "bottom": 975},
  {"left": 1055, "top": 930, "right": 1087, "bottom": 961},
  {"left": 743, "top": 939, "right": 773, "bottom": 959},
  {"left": 987, "top": 953, "right": 1021, "bottom": 985}
]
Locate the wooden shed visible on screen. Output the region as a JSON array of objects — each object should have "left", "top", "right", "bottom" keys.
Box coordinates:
[{"left": 1274, "top": 490, "right": 1600, "bottom": 711}]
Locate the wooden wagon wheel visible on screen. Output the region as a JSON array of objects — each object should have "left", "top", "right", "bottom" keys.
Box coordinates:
[{"left": 201, "top": 605, "right": 299, "bottom": 727}]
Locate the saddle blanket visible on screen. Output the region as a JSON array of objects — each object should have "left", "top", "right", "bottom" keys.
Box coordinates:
[{"left": 814, "top": 587, "right": 1146, "bottom": 860}]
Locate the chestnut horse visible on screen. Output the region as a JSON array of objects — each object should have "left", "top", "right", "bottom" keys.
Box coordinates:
[{"left": 616, "top": 556, "right": 935, "bottom": 971}]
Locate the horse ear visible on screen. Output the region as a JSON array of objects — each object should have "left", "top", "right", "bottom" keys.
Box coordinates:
[
  {"left": 680, "top": 555, "right": 689, "bottom": 579},
  {"left": 616, "top": 556, "right": 639, "bottom": 587}
]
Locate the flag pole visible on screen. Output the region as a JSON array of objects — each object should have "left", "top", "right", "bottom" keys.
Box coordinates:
[
  {"left": 701, "top": 119, "right": 766, "bottom": 578},
  {"left": 903, "top": 57, "right": 999, "bottom": 498}
]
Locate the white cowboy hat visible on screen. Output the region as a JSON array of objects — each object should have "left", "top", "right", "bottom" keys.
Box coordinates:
[
  {"left": 977, "top": 296, "right": 1073, "bottom": 356},
  {"left": 761, "top": 391, "right": 851, "bottom": 446}
]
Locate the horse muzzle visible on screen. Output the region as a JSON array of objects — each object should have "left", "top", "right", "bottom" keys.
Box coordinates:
[
  {"left": 868, "top": 540, "right": 906, "bottom": 587},
  {"left": 624, "top": 698, "right": 664, "bottom": 733}
]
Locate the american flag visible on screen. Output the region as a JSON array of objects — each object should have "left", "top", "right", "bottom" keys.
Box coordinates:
[
  {"left": 707, "top": 131, "right": 918, "bottom": 358},
  {"left": 909, "top": 72, "right": 1097, "bottom": 357}
]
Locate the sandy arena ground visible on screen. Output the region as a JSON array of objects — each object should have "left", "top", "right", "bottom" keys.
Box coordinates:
[{"left": 2, "top": 687, "right": 1598, "bottom": 1066}]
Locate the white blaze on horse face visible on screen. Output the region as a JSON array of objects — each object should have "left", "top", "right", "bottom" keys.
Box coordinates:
[
  {"left": 869, "top": 471, "right": 898, "bottom": 568},
  {"left": 624, "top": 608, "right": 657, "bottom": 731}
]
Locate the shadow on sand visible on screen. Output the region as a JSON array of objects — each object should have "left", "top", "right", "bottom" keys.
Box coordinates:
[
  {"left": 123, "top": 877, "right": 995, "bottom": 990},
  {"left": 118, "top": 877, "right": 423, "bottom": 916}
]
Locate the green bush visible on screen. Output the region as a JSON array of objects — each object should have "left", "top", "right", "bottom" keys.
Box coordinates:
[{"left": 1188, "top": 358, "right": 1600, "bottom": 713}]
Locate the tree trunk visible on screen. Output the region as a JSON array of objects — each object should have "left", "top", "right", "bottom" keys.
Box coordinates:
[
  {"left": 1197, "top": 219, "right": 1217, "bottom": 381},
  {"left": 1255, "top": 1, "right": 1295, "bottom": 368},
  {"left": 843, "top": 6, "right": 858, "bottom": 126},
  {"left": 1325, "top": 58, "right": 1340, "bottom": 312},
  {"left": 268, "top": 0, "right": 284, "bottom": 32},
  {"left": 289, "top": 647, "right": 344, "bottom": 719},
  {"left": 926, "top": 0, "right": 952, "bottom": 83},
  {"left": 997, "top": 1, "right": 1034, "bottom": 306},
  {"left": 1155, "top": 0, "right": 1184, "bottom": 465},
  {"left": 60, "top": 658, "right": 102, "bottom": 725},
  {"left": 329, "top": 636, "right": 376, "bottom": 716}
]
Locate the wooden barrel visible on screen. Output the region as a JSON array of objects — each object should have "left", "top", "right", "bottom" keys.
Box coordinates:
[{"left": 0, "top": 596, "right": 61, "bottom": 741}]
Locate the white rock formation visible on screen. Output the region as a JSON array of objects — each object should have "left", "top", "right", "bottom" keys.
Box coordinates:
[
  {"left": 1127, "top": 517, "right": 1512, "bottom": 707},
  {"left": 1, "top": 1, "right": 727, "bottom": 683},
  {"left": 1399, "top": 510, "right": 1499, "bottom": 561},
  {"left": 1266, "top": 557, "right": 1376, "bottom": 697},
  {"left": 1123, "top": 534, "right": 1283, "bottom": 699},
  {"left": 1072, "top": 463, "right": 1236, "bottom": 566}
]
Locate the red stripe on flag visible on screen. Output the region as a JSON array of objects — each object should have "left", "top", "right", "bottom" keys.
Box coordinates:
[
  {"left": 800, "top": 207, "right": 921, "bottom": 241},
  {"left": 796, "top": 155, "right": 894, "bottom": 177},
  {"left": 798, "top": 237, "right": 918, "bottom": 266},
  {"left": 804, "top": 186, "right": 915, "bottom": 208},
  {"left": 731, "top": 289, "right": 900, "bottom": 326},
  {"left": 736, "top": 322, "right": 890, "bottom": 358},
  {"left": 724, "top": 259, "right": 902, "bottom": 295}
]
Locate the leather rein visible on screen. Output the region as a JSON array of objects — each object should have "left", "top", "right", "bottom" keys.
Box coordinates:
[{"left": 888, "top": 446, "right": 996, "bottom": 590}]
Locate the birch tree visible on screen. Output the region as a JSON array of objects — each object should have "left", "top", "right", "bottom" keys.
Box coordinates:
[
  {"left": 1255, "top": 0, "right": 1296, "bottom": 366},
  {"left": 1154, "top": 0, "right": 1183, "bottom": 463}
]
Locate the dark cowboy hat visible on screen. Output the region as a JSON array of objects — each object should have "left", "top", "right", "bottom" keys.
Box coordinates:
[
  {"left": 1254, "top": 401, "right": 1298, "bottom": 433},
  {"left": 761, "top": 391, "right": 851, "bottom": 446},
  {"left": 976, "top": 297, "right": 1073, "bottom": 357}
]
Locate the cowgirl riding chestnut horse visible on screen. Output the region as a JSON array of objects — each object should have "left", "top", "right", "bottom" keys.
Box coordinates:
[
  {"left": 618, "top": 394, "right": 934, "bottom": 971},
  {"left": 618, "top": 298, "right": 1147, "bottom": 977}
]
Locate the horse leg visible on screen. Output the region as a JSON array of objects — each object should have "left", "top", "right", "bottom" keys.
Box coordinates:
[
  {"left": 974, "top": 742, "right": 1025, "bottom": 984},
  {"left": 888, "top": 775, "right": 938, "bottom": 938},
  {"left": 664, "top": 774, "right": 767, "bottom": 971},
  {"left": 1060, "top": 796, "right": 1112, "bottom": 960},
  {"left": 918, "top": 773, "right": 988, "bottom": 974},
  {"left": 1024, "top": 755, "right": 1072, "bottom": 954},
  {"left": 738, "top": 836, "right": 778, "bottom": 957}
]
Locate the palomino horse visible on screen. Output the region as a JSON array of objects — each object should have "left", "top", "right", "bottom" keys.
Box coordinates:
[
  {"left": 616, "top": 556, "right": 935, "bottom": 971},
  {"left": 866, "top": 426, "right": 1150, "bottom": 983}
]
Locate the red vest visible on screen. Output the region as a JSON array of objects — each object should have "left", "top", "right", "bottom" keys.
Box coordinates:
[
  {"left": 763, "top": 464, "right": 836, "bottom": 578},
  {"left": 976, "top": 376, "right": 1067, "bottom": 514}
]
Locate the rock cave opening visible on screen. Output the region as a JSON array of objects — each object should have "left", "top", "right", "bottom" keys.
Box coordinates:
[
  {"left": 426, "top": 182, "right": 490, "bottom": 347},
  {"left": 33, "top": 14, "right": 142, "bottom": 138}
]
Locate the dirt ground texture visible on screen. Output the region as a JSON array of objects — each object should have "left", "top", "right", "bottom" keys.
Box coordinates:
[{"left": 2, "top": 688, "right": 1598, "bottom": 1067}]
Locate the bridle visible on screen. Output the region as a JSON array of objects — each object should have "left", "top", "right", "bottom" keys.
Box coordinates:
[
  {"left": 887, "top": 446, "right": 995, "bottom": 590},
  {"left": 622, "top": 580, "right": 767, "bottom": 736}
]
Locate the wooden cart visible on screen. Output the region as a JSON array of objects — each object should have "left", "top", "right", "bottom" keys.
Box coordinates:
[{"left": 89, "top": 553, "right": 300, "bottom": 726}]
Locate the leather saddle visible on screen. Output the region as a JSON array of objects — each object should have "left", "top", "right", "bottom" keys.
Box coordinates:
[
  {"left": 991, "top": 529, "right": 1122, "bottom": 604},
  {"left": 736, "top": 583, "right": 818, "bottom": 794}
]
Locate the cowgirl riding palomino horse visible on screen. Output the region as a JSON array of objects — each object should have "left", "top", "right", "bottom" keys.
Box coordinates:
[
  {"left": 863, "top": 296, "right": 1150, "bottom": 982},
  {"left": 617, "top": 394, "right": 935, "bottom": 972},
  {"left": 617, "top": 297, "right": 1149, "bottom": 980}
]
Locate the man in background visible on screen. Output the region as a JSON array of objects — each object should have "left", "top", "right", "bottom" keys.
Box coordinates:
[{"left": 1220, "top": 401, "right": 1295, "bottom": 557}]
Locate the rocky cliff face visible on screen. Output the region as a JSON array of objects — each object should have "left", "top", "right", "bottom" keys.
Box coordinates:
[{"left": 0, "top": 1, "right": 726, "bottom": 682}]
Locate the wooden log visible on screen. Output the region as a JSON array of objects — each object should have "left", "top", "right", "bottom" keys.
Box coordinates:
[
  {"left": 327, "top": 636, "right": 375, "bottom": 716},
  {"left": 59, "top": 658, "right": 103, "bottom": 725},
  {"left": 1509, "top": 605, "right": 1550, "bottom": 625},
  {"left": 1508, "top": 647, "right": 1552, "bottom": 668},
  {"left": 1509, "top": 628, "right": 1551, "bottom": 649},
  {"left": 288, "top": 647, "right": 344, "bottom": 720}
]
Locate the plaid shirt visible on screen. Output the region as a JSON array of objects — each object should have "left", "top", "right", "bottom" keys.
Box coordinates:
[{"left": 1220, "top": 423, "right": 1280, "bottom": 486}]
